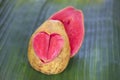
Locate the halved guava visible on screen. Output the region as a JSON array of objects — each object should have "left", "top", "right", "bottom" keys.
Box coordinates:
[{"left": 49, "top": 6, "right": 84, "bottom": 57}]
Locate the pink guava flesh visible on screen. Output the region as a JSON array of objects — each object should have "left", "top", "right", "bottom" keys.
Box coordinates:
[
  {"left": 49, "top": 6, "right": 84, "bottom": 57},
  {"left": 33, "top": 32, "right": 64, "bottom": 63}
]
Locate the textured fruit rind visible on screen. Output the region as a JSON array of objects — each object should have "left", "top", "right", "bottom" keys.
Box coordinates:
[{"left": 28, "top": 20, "right": 70, "bottom": 75}]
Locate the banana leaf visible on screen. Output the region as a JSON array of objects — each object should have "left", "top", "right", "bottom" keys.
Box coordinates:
[{"left": 0, "top": 0, "right": 120, "bottom": 80}]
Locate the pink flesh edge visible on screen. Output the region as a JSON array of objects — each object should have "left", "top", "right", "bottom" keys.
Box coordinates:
[
  {"left": 49, "top": 6, "right": 84, "bottom": 57},
  {"left": 33, "top": 32, "right": 64, "bottom": 63}
]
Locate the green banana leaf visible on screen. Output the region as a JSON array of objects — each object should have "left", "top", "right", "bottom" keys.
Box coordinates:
[{"left": 0, "top": 0, "right": 120, "bottom": 80}]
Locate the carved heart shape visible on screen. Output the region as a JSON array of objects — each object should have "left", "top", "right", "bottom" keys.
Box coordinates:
[{"left": 33, "top": 32, "right": 64, "bottom": 63}]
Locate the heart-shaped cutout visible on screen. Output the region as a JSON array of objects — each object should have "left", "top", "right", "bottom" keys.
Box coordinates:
[{"left": 33, "top": 32, "right": 64, "bottom": 63}]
